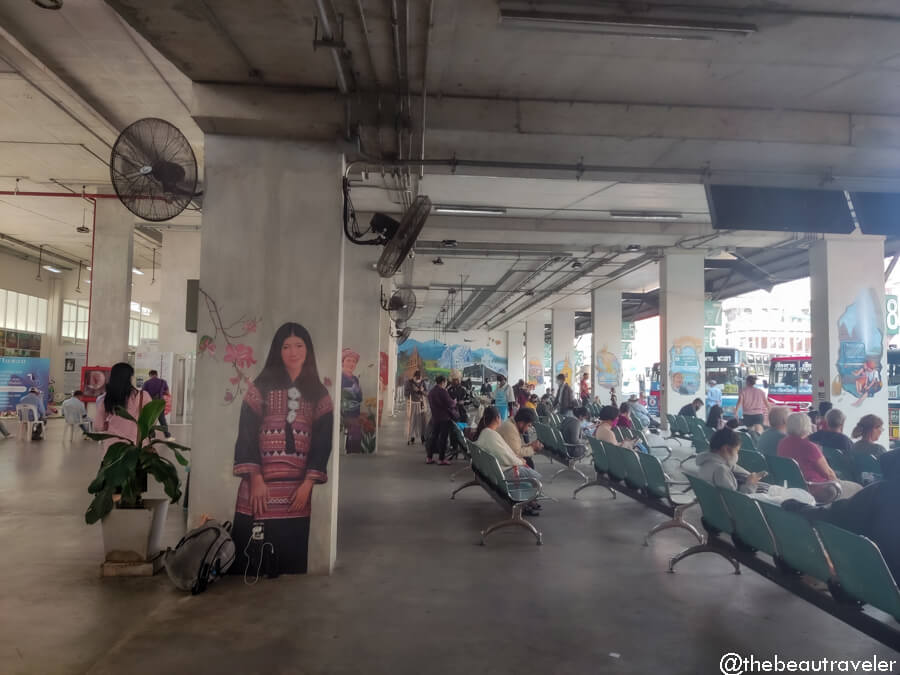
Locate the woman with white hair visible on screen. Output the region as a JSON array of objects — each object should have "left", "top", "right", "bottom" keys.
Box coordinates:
[{"left": 777, "top": 412, "right": 862, "bottom": 503}]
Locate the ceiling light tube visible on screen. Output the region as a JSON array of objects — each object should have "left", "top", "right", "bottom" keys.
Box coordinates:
[
  {"left": 609, "top": 211, "right": 683, "bottom": 221},
  {"left": 42, "top": 265, "right": 62, "bottom": 273},
  {"left": 132, "top": 267, "right": 145, "bottom": 275},
  {"left": 499, "top": 9, "right": 756, "bottom": 36},
  {"left": 434, "top": 205, "right": 507, "bottom": 216}
]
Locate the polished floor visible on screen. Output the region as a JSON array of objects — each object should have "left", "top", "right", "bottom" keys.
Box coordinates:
[{"left": 0, "top": 415, "right": 895, "bottom": 675}]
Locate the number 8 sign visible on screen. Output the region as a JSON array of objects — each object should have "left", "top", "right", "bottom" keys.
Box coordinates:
[{"left": 887, "top": 295, "right": 900, "bottom": 337}]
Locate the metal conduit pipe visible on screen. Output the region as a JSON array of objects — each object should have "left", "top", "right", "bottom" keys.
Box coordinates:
[
  {"left": 0, "top": 232, "right": 81, "bottom": 268},
  {"left": 464, "top": 255, "right": 564, "bottom": 327},
  {"left": 314, "top": 0, "right": 350, "bottom": 94},
  {"left": 420, "top": 0, "right": 434, "bottom": 179}
]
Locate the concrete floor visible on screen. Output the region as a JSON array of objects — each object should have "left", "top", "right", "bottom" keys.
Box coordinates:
[{"left": 0, "top": 415, "right": 896, "bottom": 675}]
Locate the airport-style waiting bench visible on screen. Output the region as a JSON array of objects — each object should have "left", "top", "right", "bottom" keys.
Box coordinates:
[
  {"left": 575, "top": 437, "right": 703, "bottom": 546},
  {"left": 669, "top": 474, "right": 900, "bottom": 650},
  {"left": 451, "top": 441, "right": 543, "bottom": 545},
  {"left": 534, "top": 421, "right": 590, "bottom": 486}
]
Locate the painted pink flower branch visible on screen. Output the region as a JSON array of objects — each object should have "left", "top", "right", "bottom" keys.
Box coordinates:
[{"left": 198, "top": 288, "right": 261, "bottom": 404}]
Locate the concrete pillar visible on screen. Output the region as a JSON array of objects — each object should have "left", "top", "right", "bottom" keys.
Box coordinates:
[
  {"left": 158, "top": 230, "right": 201, "bottom": 355},
  {"left": 87, "top": 199, "right": 133, "bottom": 366},
  {"left": 592, "top": 288, "right": 622, "bottom": 405},
  {"left": 377, "top": 305, "right": 391, "bottom": 428},
  {"left": 506, "top": 327, "right": 525, "bottom": 385},
  {"left": 525, "top": 320, "right": 546, "bottom": 395},
  {"left": 387, "top": 327, "right": 398, "bottom": 417},
  {"left": 551, "top": 308, "right": 575, "bottom": 394},
  {"left": 660, "top": 250, "right": 705, "bottom": 421},
  {"left": 191, "top": 136, "right": 344, "bottom": 575},
  {"left": 341, "top": 244, "right": 382, "bottom": 453},
  {"left": 810, "top": 236, "right": 888, "bottom": 435}
]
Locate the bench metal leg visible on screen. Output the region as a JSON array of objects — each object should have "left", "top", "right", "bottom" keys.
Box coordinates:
[
  {"left": 678, "top": 453, "right": 697, "bottom": 467},
  {"left": 450, "top": 480, "right": 478, "bottom": 499},
  {"left": 668, "top": 543, "right": 741, "bottom": 574},
  {"left": 573, "top": 479, "right": 616, "bottom": 500},
  {"left": 480, "top": 503, "right": 542, "bottom": 545},
  {"left": 548, "top": 464, "right": 589, "bottom": 485},
  {"left": 450, "top": 464, "right": 473, "bottom": 482},
  {"left": 644, "top": 504, "right": 702, "bottom": 546}
]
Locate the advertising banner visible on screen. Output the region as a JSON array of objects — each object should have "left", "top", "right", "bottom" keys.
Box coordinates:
[{"left": 0, "top": 357, "right": 50, "bottom": 412}]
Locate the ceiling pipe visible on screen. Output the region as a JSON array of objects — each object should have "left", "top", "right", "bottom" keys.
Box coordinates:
[
  {"left": 420, "top": 0, "right": 434, "bottom": 179},
  {"left": 314, "top": 0, "right": 350, "bottom": 94},
  {"left": 0, "top": 232, "right": 80, "bottom": 268}
]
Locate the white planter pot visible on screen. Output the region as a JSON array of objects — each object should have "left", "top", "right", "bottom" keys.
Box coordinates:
[{"left": 101, "top": 498, "right": 169, "bottom": 563}]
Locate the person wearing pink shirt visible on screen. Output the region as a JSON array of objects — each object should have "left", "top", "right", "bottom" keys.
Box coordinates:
[{"left": 94, "top": 362, "right": 153, "bottom": 451}]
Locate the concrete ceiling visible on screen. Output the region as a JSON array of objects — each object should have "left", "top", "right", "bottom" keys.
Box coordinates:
[{"left": 4, "top": 0, "right": 900, "bottom": 330}]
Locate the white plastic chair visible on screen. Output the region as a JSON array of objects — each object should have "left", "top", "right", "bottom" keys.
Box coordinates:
[
  {"left": 16, "top": 404, "right": 41, "bottom": 442},
  {"left": 62, "top": 404, "right": 92, "bottom": 441}
]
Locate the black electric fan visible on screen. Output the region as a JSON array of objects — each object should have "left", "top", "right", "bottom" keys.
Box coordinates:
[
  {"left": 110, "top": 118, "right": 201, "bottom": 222},
  {"left": 381, "top": 288, "right": 417, "bottom": 323}
]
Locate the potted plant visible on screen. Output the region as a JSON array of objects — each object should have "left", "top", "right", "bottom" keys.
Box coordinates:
[{"left": 85, "top": 399, "right": 190, "bottom": 565}]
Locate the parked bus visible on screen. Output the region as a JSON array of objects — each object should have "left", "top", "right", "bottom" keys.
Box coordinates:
[
  {"left": 768, "top": 355, "right": 813, "bottom": 411},
  {"left": 888, "top": 349, "right": 900, "bottom": 442},
  {"left": 705, "top": 348, "right": 743, "bottom": 418}
]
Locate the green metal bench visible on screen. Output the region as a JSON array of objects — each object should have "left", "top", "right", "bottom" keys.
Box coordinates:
[
  {"left": 572, "top": 437, "right": 617, "bottom": 500},
  {"left": 820, "top": 445, "right": 855, "bottom": 482},
  {"left": 668, "top": 474, "right": 741, "bottom": 574},
  {"left": 534, "top": 421, "right": 589, "bottom": 486},
  {"left": 463, "top": 444, "right": 543, "bottom": 545},
  {"left": 853, "top": 452, "right": 883, "bottom": 485},
  {"left": 737, "top": 449, "right": 768, "bottom": 475}
]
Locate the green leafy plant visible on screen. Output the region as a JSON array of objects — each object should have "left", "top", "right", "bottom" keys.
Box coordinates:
[{"left": 84, "top": 399, "right": 190, "bottom": 524}]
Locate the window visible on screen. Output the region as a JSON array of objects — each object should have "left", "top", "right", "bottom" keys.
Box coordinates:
[
  {"left": 0, "top": 289, "right": 48, "bottom": 333},
  {"left": 62, "top": 300, "right": 90, "bottom": 341},
  {"left": 128, "top": 302, "right": 158, "bottom": 347}
]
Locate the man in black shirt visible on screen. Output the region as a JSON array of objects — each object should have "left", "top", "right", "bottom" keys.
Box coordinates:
[
  {"left": 678, "top": 398, "right": 703, "bottom": 418},
  {"left": 808, "top": 408, "right": 853, "bottom": 452}
]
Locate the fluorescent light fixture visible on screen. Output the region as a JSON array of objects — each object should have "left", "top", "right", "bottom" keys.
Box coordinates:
[
  {"left": 132, "top": 267, "right": 145, "bottom": 275},
  {"left": 499, "top": 8, "right": 756, "bottom": 39},
  {"left": 85, "top": 280, "right": 91, "bottom": 284},
  {"left": 434, "top": 205, "right": 507, "bottom": 216},
  {"left": 609, "top": 210, "right": 683, "bottom": 221},
  {"left": 86, "top": 266, "right": 91, "bottom": 271},
  {"left": 42, "top": 265, "right": 62, "bottom": 273}
]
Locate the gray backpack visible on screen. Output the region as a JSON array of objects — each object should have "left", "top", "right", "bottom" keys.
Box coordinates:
[{"left": 163, "top": 520, "right": 235, "bottom": 594}]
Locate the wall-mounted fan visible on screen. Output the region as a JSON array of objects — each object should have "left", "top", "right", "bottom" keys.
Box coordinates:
[
  {"left": 110, "top": 118, "right": 201, "bottom": 222},
  {"left": 377, "top": 196, "right": 431, "bottom": 278},
  {"left": 395, "top": 326, "right": 411, "bottom": 345},
  {"left": 380, "top": 288, "right": 417, "bottom": 323}
]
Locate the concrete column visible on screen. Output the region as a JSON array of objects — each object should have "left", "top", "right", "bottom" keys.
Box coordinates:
[
  {"left": 191, "top": 136, "right": 344, "bottom": 575},
  {"left": 158, "top": 230, "right": 201, "bottom": 355},
  {"left": 387, "top": 327, "right": 398, "bottom": 417},
  {"left": 810, "top": 236, "right": 888, "bottom": 435},
  {"left": 525, "top": 320, "right": 546, "bottom": 394},
  {"left": 377, "top": 305, "right": 391, "bottom": 428},
  {"left": 341, "top": 244, "right": 382, "bottom": 453},
  {"left": 551, "top": 308, "right": 575, "bottom": 394},
  {"left": 660, "top": 250, "right": 705, "bottom": 421},
  {"left": 592, "top": 288, "right": 622, "bottom": 404},
  {"left": 506, "top": 326, "right": 525, "bottom": 385},
  {"left": 87, "top": 199, "right": 133, "bottom": 366}
]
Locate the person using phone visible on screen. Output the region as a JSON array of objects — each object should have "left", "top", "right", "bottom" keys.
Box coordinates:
[{"left": 695, "top": 428, "right": 768, "bottom": 493}]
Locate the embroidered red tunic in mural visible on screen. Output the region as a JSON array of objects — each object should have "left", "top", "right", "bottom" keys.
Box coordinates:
[{"left": 233, "top": 383, "right": 333, "bottom": 519}]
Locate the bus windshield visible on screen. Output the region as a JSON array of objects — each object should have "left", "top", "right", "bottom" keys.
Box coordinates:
[
  {"left": 771, "top": 359, "right": 813, "bottom": 394},
  {"left": 706, "top": 365, "right": 741, "bottom": 394}
]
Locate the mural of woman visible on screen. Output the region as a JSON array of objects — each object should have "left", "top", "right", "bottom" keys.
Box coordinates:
[
  {"left": 231, "top": 322, "right": 333, "bottom": 575},
  {"left": 341, "top": 348, "right": 363, "bottom": 453}
]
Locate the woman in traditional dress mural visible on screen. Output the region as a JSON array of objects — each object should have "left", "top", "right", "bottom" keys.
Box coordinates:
[
  {"left": 231, "top": 322, "right": 333, "bottom": 575},
  {"left": 341, "top": 348, "right": 363, "bottom": 453}
]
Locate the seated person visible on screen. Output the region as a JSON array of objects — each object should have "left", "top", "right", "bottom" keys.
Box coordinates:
[
  {"left": 61, "top": 390, "right": 92, "bottom": 434},
  {"left": 594, "top": 405, "right": 637, "bottom": 451},
  {"left": 475, "top": 406, "right": 542, "bottom": 515},
  {"left": 706, "top": 405, "right": 725, "bottom": 431},
  {"left": 808, "top": 408, "right": 853, "bottom": 453},
  {"left": 525, "top": 394, "right": 538, "bottom": 410},
  {"left": 678, "top": 398, "right": 703, "bottom": 418},
  {"left": 498, "top": 407, "right": 544, "bottom": 469},
  {"left": 695, "top": 428, "right": 767, "bottom": 493},
  {"left": 783, "top": 450, "right": 900, "bottom": 583},
  {"left": 757, "top": 405, "right": 789, "bottom": 456},
  {"left": 535, "top": 394, "right": 552, "bottom": 418},
  {"left": 613, "top": 402, "right": 633, "bottom": 429},
  {"left": 18, "top": 387, "right": 47, "bottom": 439},
  {"left": 778, "top": 412, "right": 862, "bottom": 503},
  {"left": 815, "top": 401, "right": 832, "bottom": 432},
  {"left": 850, "top": 413, "right": 887, "bottom": 458},
  {"left": 559, "top": 407, "right": 590, "bottom": 458},
  {"left": 627, "top": 394, "right": 657, "bottom": 429}
]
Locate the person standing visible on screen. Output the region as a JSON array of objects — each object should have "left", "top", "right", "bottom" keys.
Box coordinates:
[
  {"left": 736, "top": 375, "right": 770, "bottom": 427},
  {"left": 493, "top": 375, "right": 514, "bottom": 421},
  {"left": 554, "top": 373, "right": 575, "bottom": 416},
  {"left": 579, "top": 372, "right": 590, "bottom": 404},
  {"left": 405, "top": 370, "right": 426, "bottom": 445},
  {"left": 141, "top": 369, "right": 173, "bottom": 439},
  {"left": 426, "top": 375, "right": 458, "bottom": 465},
  {"left": 95, "top": 363, "right": 153, "bottom": 451}
]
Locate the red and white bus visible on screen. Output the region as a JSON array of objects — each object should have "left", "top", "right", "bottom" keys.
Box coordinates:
[{"left": 768, "top": 355, "right": 813, "bottom": 412}]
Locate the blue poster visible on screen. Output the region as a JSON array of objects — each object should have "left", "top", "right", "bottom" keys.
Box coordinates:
[{"left": 0, "top": 357, "right": 50, "bottom": 413}]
